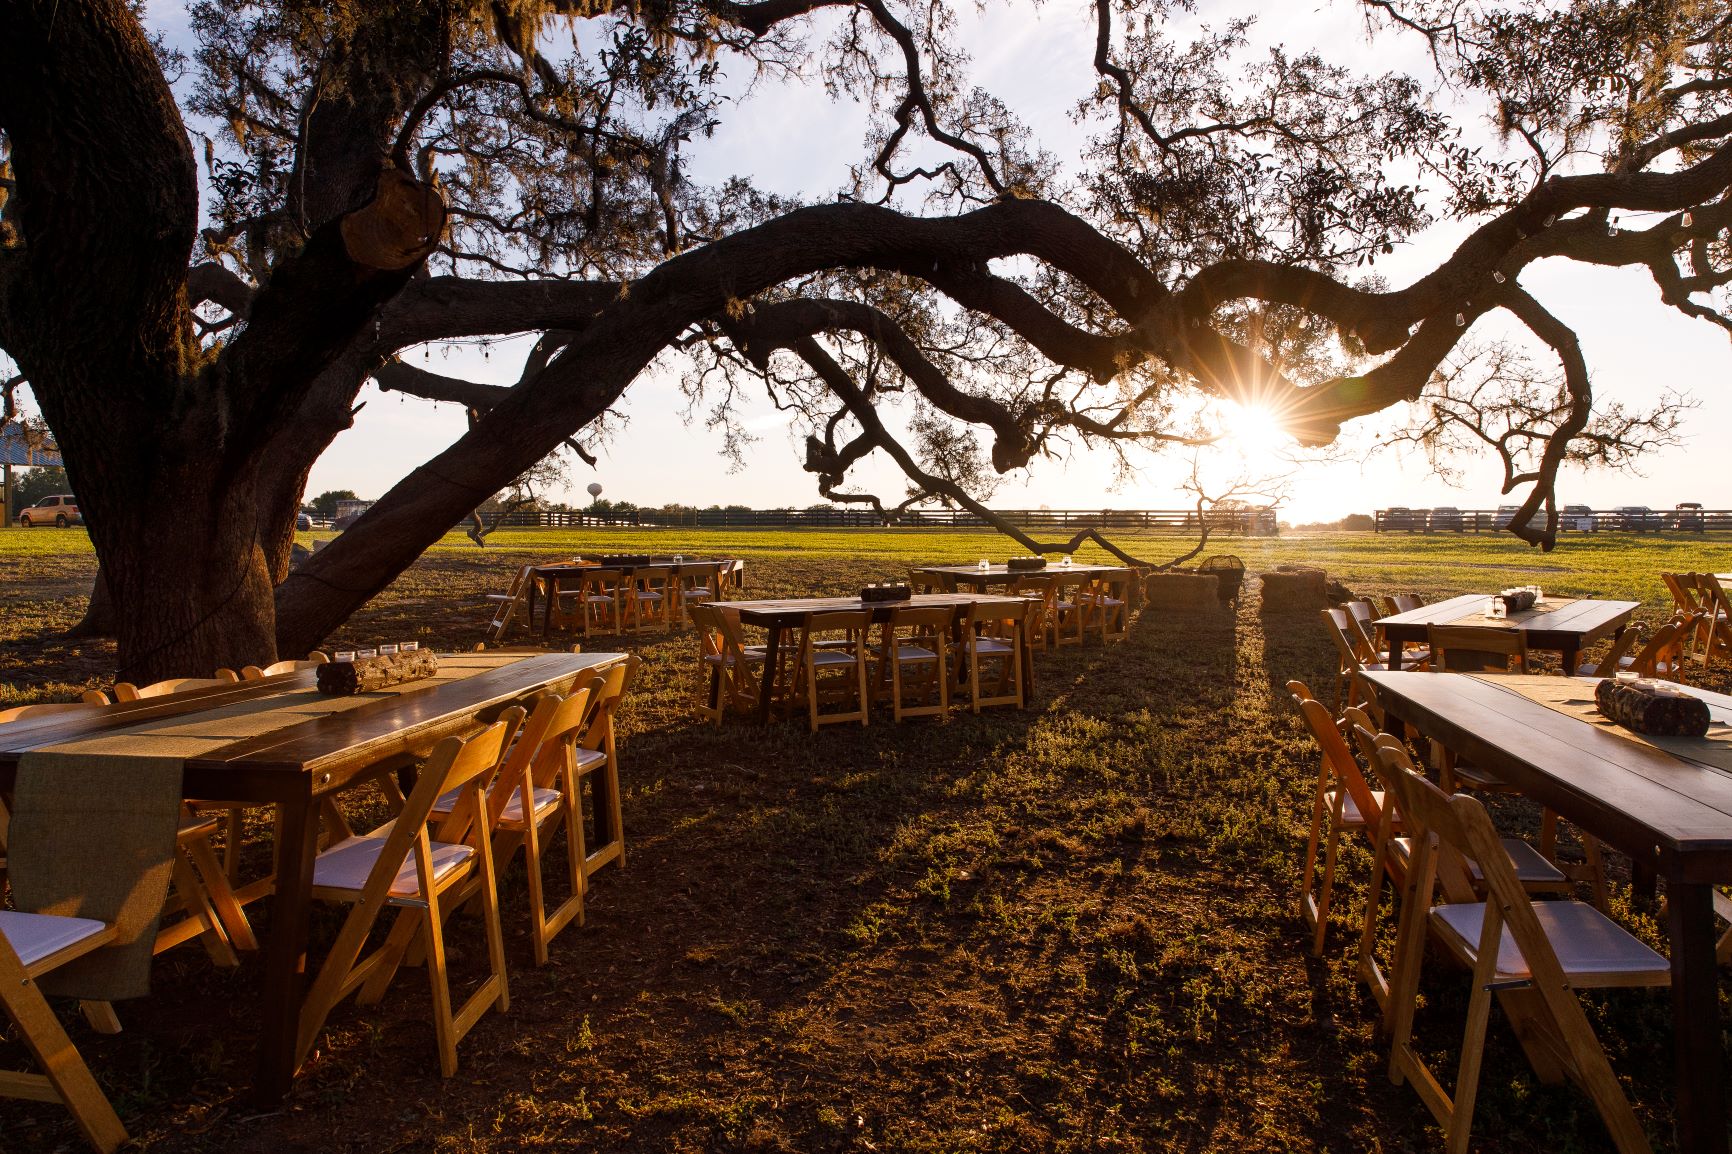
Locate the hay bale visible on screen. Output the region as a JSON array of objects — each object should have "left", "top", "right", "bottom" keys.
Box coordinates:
[
  {"left": 1142, "top": 571, "right": 1220, "bottom": 611},
  {"left": 1260, "top": 567, "right": 1328, "bottom": 612}
]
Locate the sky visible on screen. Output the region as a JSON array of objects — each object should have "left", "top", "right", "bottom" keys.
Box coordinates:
[{"left": 117, "top": 1, "right": 1732, "bottom": 523}]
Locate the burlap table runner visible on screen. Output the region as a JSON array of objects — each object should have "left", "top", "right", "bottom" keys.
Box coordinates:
[
  {"left": 9, "top": 651, "right": 520, "bottom": 999},
  {"left": 1469, "top": 674, "right": 1732, "bottom": 775},
  {"left": 1441, "top": 596, "right": 1580, "bottom": 630}
]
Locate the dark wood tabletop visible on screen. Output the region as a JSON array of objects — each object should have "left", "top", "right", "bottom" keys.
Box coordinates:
[
  {"left": 1363, "top": 670, "right": 1732, "bottom": 1153},
  {"left": 0, "top": 650, "right": 623, "bottom": 1106},
  {"left": 914, "top": 562, "right": 1130, "bottom": 580},
  {"left": 1373, "top": 594, "right": 1637, "bottom": 671}
]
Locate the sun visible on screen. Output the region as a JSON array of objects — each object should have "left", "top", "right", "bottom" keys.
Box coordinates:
[{"left": 1221, "top": 401, "right": 1289, "bottom": 456}]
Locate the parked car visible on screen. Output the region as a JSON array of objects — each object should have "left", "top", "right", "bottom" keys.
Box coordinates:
[
  {"left": 1562, "top": 504, "right": 1596, "bottom": 531},
  {"left": 1495, "top": 505, "right": 1545, "bottom": 532},
  {"left": 18, "top": 494, "right": 81, "bottom": 528},
  {"left": 1611, "top": 505, "right": 1659, "bottom": 531},
  {"left": 296, "top": 513, "right": 313, "bottom": 532},
  {"left": 1671, "top": 502, "right": 1705, "bottom": 532},
  {"left": 1428, "top": 506, "right": 1463, "bottom": 531},
  {"left": 1382, "top": 506, "right": 1421, "bottom": 531}
]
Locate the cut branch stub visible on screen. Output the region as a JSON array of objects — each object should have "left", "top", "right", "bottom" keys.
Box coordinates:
[{"left": 340, "top": 170, "right": 448, "bottom": 272}]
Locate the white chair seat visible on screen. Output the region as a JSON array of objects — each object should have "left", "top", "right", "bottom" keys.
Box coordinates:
[
  {"left": 582, "top": 593, "right": 616, "bottom": 603},
  {"left": 972, "top": 638, "right": 1017, "bottom": 655},
  {"left": 892, "top": 646, "right": 939, "bottom": 662},
  {"left": 1392, "top": 837, "right": 1567, "bottom": 887},
  {"left": 574, "top": 747, "right": 607, "bottom": 772},
  {"left": 1098, "top": 597, "right": 1126, "bottom": 608},
  {"left": 313, "top": 834, "right": 475, "bottom": 898},
  {"left": 635, "top": 591, "right": 664, "bottom": 601},
  {"left": 1431, "top": 900, "right": 1669, "bottom": 984},
  {"left": 1383, "top": 647, "right": 1431, "bottom": 664},
  {"left": 703, "top": 651, "right": 766, "bottom": 669},
  {"left": 499, "top": 785, "right": 562, "bottom": 826},
  {"left": 1324, "top": 787, "right": 1386, "bottom": 827},
  {"left": 809, "top": 650, "right": 862, "bottom": 667},
  {"left": 0, "top": 910, "right": 110, "bottom": 969},
  {"left": 683, "top": 588, "right": 715, "bottom": 600}
]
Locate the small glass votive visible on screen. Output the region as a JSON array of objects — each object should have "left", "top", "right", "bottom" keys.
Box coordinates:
[
  {"left": 1060, "top": 555, "right": 1072, "bottom": 566},
  {"left": 1534, "top": 585, "right": 1545, "bottom": 603},
  {"left": 1616, "top": 670, "right": 1639, "bottom": 683},
  {"left": 333, "top": 650, "right": 356, "bottom": 663},
  {"left": 977, "top": 558, "right": 990, "bottom": 570},
  {"left": 379, "top": 643, "right": 399, "bottom": 656},
  {"left": 1484, "top": 598, "right": 1499, "bottom": 618},
  {"left": 357, "top": 648, "right": 377, "bottom": 659},
  {"left": 401, "top": 641, "right": 419, "bottom": 652}
]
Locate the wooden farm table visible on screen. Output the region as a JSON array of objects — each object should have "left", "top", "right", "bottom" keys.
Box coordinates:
[
  {"left": 1374, "top": 593, "right": 1637, "bottom": 672},
  {"left": 1363, "top": 670, "right": 1732, "bottom": 1154},
  {"left": 527, "top": 560, "right": 732, "bottom": 636},
  {"left": 729, "top": 592, "right": 1033, "bottom": 724},
  {"left": 914, "top": 563, "right": 1136, "bottom": 605},
  {"left": 0, "top": 649, "right": 623, "bottom": 1106}
]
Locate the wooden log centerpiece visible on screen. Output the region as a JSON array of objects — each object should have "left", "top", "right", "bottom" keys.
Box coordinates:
[
  {"left": 1007, "top": 556, "right": 1047, "bottom": 572},
  {"left": 316, "top": 650, "right": 441, "bottom": 696},
  {"left": 1595, "top": 677, "right": 1711, "bottom": 738},
  {"left": 860, "top": 583, "right": 913, "bottom": 603}
]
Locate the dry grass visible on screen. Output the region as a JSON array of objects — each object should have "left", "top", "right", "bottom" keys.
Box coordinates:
[{"left": 1, "top": 528, "right": 1729, "bottom": 1152}]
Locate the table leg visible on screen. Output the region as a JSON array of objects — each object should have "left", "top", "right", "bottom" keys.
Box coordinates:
[
  {"left": 253, "top": 795, "right": 320, "bottom": 1105},
  {"left": 541, "top": 574, "right": 558, "bottom": 637},
  {"left": 525, "top": 577, "right": 540, "bottom": 637},
  {"left": 756, "top": 625, "right": 784, "bottom": 725},
  {"left": 1667, "top": 878, "right": 1726, "bottom": 1154},
  {"left": 1559, "top": 641, "right": 1580, "bottom": 676},
  {"left": 1387, "top": 633, "right": 1406, "bottom": 672}
]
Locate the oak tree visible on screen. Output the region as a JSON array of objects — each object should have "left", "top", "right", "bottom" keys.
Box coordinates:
[{"left": 0, "top": 0, "right": 1721, "bottom": 679}]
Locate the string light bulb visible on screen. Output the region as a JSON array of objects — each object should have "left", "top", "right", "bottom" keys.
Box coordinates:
[
  {"left": 1455, "top": 311, "right": 1467, "bottom": 327},
  {"left": 1682, "top": 211, "right": 1695, "bottom": 228},
  {"left": 1543, "top": 214, "right": 1557, "bottom": 227},
  {"left": 1492, "top": 270, "right": 1506, "bottom": 284},
  {"left": 1607, "top": 215, "right": 1619, "bottom": 236}
]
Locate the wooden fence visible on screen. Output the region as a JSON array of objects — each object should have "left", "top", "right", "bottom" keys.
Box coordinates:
[
  {"left": 491, "top": 506, "right": 1280, "bottom": 534},
  {"left": 1374, "top": 508, "right": 1728, "bottom": 533}
]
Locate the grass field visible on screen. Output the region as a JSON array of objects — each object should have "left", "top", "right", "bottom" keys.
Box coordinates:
[{"left": 1, "top": 526, "right": 1729, "bottom": 1152}]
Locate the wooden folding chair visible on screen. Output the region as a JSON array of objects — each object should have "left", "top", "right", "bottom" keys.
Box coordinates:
[
  {"left": 1083, "top": 574, "right": 1131, "bottom": 643},
  {"left": 483, "top": 564, "right": 538, "bottom": 644},
  {"left": 885, "top": 605, "right": 953, "bottom": 722},
  {"left": 625, "top": 566, "right": 672, "bottom": 634},
  {"left": 909, "top": 568, "right": 956, "bottom": 594},
  {"left": 1048, "top": 573, "right": 1090, "bottom": 648},
  {"left": 564, "top": 568, "right": 625, "bottom": 639},
  {"left": 111, "top": 673, "right": 238, "bottom": 702},
  {"left": 1575, "top": 627, "right": 1642, "bottom": 677},
  {"left": 1322, "top": 608, "right": 1385, "bottom": 712},
  {"left": 567, "top": 655, "right": 639, "bottom": 891},
  {"left": 1694, "top": 573, "right": 1732, "bottom": 669},
  {"left": 1007, "top": 575, "right": 1054, "bottom": 653},
  {"left": 241, "top": 653, "right": 329, "bottom": 679},
  {"left": 1288, "top": 682, "right": 1390, "bottom": 955},
  {"left": 673, "top": 563, "right": 717, "bottom": 621},
  {"left": 1377, "top": 749, "right": 1669, "bottom": 1154},
  {"left": 962, "top": 600, "right": 1027, "bottom": 712},
  {"left": 0, "top": 911, "right": 127, "bottom": 1152},
  {"left": 433, "top": 688, "right": 598, "bottom": 965},
  {"left": 793, "top": 610, "right": 871, "bottom": 733},
  {"left": 296, "top": 713, "right": 522, "bottom": 1078},
  {"left": 688, "top": 604, "right": 766, "bottom": 725},
  {"left": 1344, "top": 712, "right": 1566, "bottom": 1023}
]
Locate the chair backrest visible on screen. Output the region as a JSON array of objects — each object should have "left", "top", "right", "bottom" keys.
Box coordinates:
[
  {"left": 803, "top": 609, "right": 870, "bottom": 639},
  {"left": 1698, "top": 573, "right": 1732, "bottom": 616},
  {"left": 0, "top": 702, "right": 105, "bottom": 726},
  {"left": 489, "top": 688, "right": 595, "bottom": 827},
  {"left": 1393, "top": 594, "right": 1425, "bottom": 613},
  {"left": 889, "top": 605, "right": 956, "bottom": 636},
  {"left": 1321, "top": 608, "right": 1366, "bottom": 672},
  {"left": 1661, "top": 572, "right": 1699, "bottom": 615},
  {"left": 578, "top": 657, "right": 639, "bottom": 754},
  {"left": 1624, "top": 618, "right": 1684, "bottom": 677},
  {"left": 411, "top": 713, "right": 521, "bottom": 855},
  {"left": 1288, "top": 685, "right": 1381, "bottom": 824},
  {"left": 1378, "top": 747, "right": 1563, "bottom": 953},
  {"left": 910, "top": 568, "right": 955, "bottom": 594},
  {"left": 113, "top": 673, "right": 239, "bottom": 702},
  {"left": 242, "top": 653, "right": 331, "bottom": 680},
  {"left": 1378, "top": 596, "right": 1401, "bottom": 617},
  {"left": 689, "top": 602, "right": 724, "bottom": 656},
  {"left": 1425, "top": 624, "right": 1529, "bottom": 672}
]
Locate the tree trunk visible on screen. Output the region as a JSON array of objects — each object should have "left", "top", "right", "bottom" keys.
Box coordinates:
[{"left": 67, "top": 565, "right": 115, "bottom": 638}]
